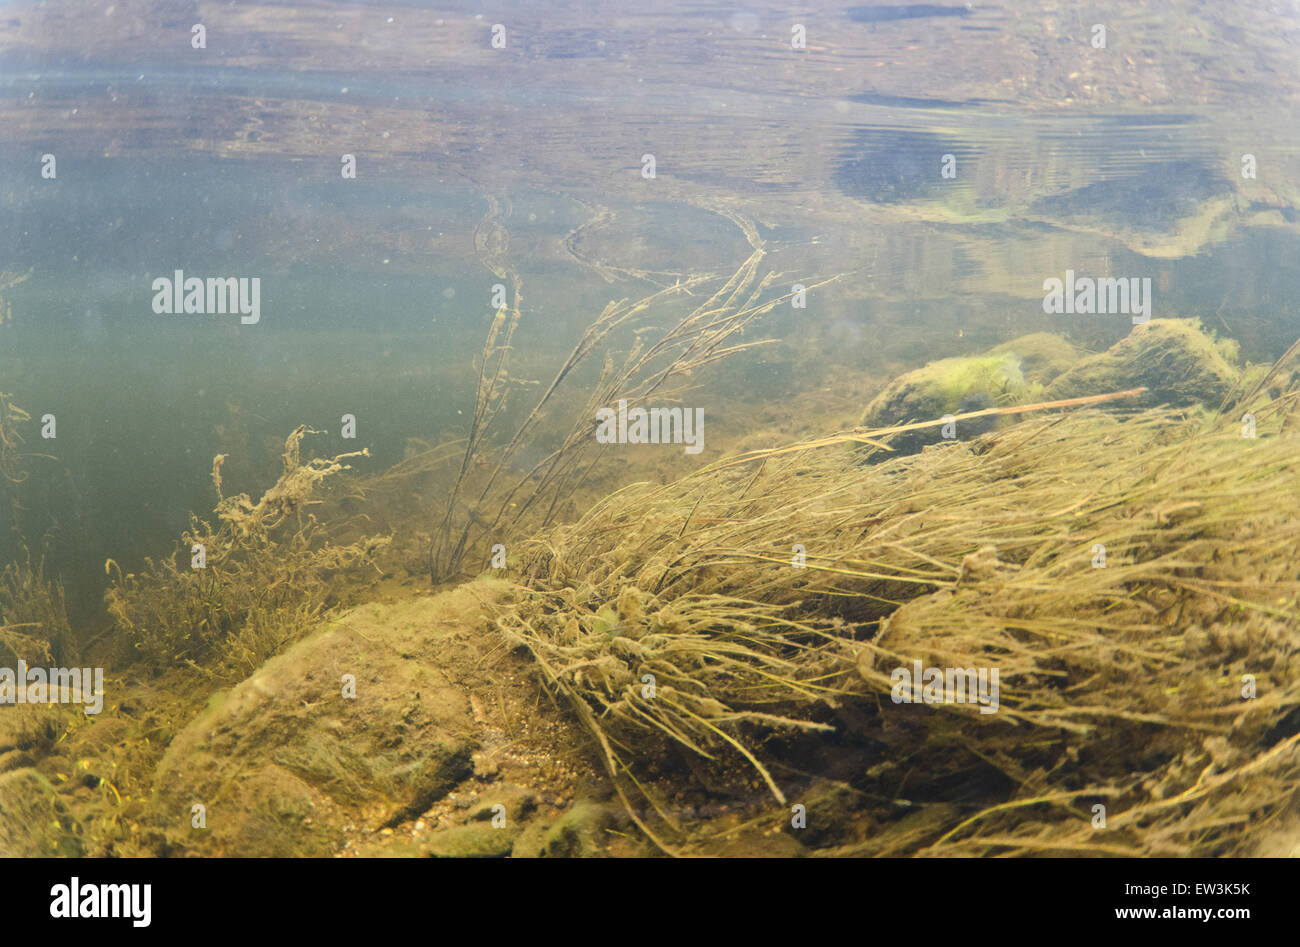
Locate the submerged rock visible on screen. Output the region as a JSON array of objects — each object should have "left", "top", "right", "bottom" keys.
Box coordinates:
[
  {"left": 1044, "top": 318, "right": 1241, "bottom": 407},
  {"left": 861, "top": 350, "right": 1037, "bottom": 453},
  {"left": 512, "top": 801, "right": 611, "bottom": 858},
  {"left": 420, "top": 820, "right": 520, "bottom": 857},
  {"left": 862, "top": 321, "right": 1242, "bottom": 457},
  {"left": 986, "top": 332, "right": 1084, "bottom": 386},
  {"left": 151, "top": 586, "right": 505, "bottom": 856}
]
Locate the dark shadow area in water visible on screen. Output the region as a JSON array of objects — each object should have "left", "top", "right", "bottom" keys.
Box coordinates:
[
  {"left": 834, "top": 128, "right": 975, "bottom": 204},
  {"left": 1031, "top": 160, "right": 1235, "bottom": 231}
]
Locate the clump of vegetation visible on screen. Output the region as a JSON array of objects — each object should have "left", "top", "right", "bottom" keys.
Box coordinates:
[
  {"left": 105, "top": 426, "right": 388, "bottom": 675},
  {"left": 493, "top": 349, "right": 1300, "bottom": 855},
  {"left": 0, "top": 551, "right": 75, "bottom": 666}
]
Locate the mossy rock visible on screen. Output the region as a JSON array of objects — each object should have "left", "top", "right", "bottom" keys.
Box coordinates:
[
  {"left": 512, "top": 801, "right": 611, "bottom": 858},
  {"left": 465, "top": 785, "right": 538, "bottom": 823},
  {"left": 862, "top": 351, "right": 1037, "bottom": 453},
  {"left": 422, "top": 822, "right": 519, "bottom": 857},
  {"left": 1044, "top": 319, "right": 1240, "bottom": 407},
  {"left": 987, "top": 332, "right": 1084, "bottom": 386},
  {"left": 705, "top": 830, "right": 807, "bottom": 857},
  {"left": 151, "top": 586, "right": 507, "bottom": 856}
]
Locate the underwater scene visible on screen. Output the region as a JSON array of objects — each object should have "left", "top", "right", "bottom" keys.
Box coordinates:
[{"left": 2, "top": 0, "right": 1300, "bottom": 868}]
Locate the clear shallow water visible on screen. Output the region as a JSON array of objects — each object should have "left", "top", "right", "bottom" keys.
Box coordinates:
[{"left": 2, "top": 0, "right": 1299, "bottom": 618}]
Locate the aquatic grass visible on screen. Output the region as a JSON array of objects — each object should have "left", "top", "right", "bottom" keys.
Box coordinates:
[
  {"left": 495, "top": 375, "right": 1300, "bottom": 855},
  {"left": 0, "top": 391, "right": 35, "bottom": 547},
  {"left": 0, "top": 550, "right": 74, "bottom": 665},
  {"left": 0, "top": 391, "right": 30, "bottom": 487},
  {"left": 0, "top": 392, "right": 76, "bottom": 663},
  {"left": 429, "top": 211, "right": 841, "bottom": 582}
]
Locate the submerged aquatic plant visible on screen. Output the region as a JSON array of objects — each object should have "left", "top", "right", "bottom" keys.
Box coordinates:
[
  {"left": 0, "top": 393, "right": 75, "bottom": 666},
  {"left": 429, "top": 210, "right": 839, "bottom": 583},
  {"left": 0, "top": 391, "right": 33, "bottom": 547},
  {"left": 0, "top": 550, "right": 75, "bottom": 666},
  {"left": 106, "top": 426, "right": 386, "bottom": 674},
  {"left": 0, "top": 269, "right": 31, "bottom": 328},
  {"left": 0, "top": 390, "right": 30, "bottom": 486},
  {"left": 495, "top": 362, "right": 1300, "bottom": 855}
]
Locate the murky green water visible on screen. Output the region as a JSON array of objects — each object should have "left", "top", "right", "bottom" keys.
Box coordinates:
[{"left": 2, "top": 0, "right": 1299, "bottom": 618}]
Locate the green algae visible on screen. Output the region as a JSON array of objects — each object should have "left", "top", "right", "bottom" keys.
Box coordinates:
[
  {"left": 861, "top": 350, "right": 1037, "bottom": 452},
  {"left": 1044, "top": 318, "right": 1241, "bottom": 407}
]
